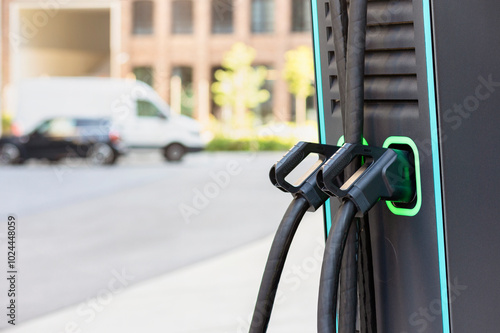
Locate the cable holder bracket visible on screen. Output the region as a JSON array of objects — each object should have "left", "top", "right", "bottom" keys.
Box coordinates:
[{"left": 270, "top": 141, "right": 341, "bottom": 212}]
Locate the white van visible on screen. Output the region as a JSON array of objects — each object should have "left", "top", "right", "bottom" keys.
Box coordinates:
[{"left": 9, "top": 77, "right": 205, "bottom": 161}]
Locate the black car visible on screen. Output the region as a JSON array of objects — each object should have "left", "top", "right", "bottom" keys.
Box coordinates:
[{"left": 0, "top": 117, "right": 126, "bottom": 165}]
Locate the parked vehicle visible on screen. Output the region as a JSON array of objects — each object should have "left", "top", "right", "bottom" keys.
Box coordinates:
[
  {"left": 0, "top": 117, "right": 126, "bottom": 165},
  {"left": 7, "top": 77, "right": 205, "bottom": 161}
]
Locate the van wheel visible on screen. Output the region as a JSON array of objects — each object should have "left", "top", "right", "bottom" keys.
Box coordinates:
[
  {"left": 0, "top": 143, "right": 23, "bottom": 165},
  {"left": 164, "top": 143, "right": 185, "bottom": 162},
  {"left": 87, "top": 143, "right": 117, "bottom": 165}
]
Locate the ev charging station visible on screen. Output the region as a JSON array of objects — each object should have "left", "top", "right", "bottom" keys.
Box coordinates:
[
  {"left": 250, "top": 1, "right": 500, "bottom": 333},
  {"left": 311, "top": 0, "right": 500, "bottom": 332}
]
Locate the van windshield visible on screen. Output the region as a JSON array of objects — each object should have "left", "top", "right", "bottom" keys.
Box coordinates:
[{"left": 137, "top": 100, "right": 165, "bottom": 118}]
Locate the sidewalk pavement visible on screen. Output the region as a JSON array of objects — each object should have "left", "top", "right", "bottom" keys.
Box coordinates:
[{"left": 5, "top": 213, "right": 325, "bottom": 333}]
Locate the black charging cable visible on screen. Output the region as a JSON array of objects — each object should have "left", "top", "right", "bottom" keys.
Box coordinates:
[
  {"left": 328, "top": 0, "right": 369, "bottom": 331},
  {"left": 249, "top": 195, "right": 309, "bottom": 333},
  {"left": 329, "top": 1, "right": 359, "bottom": 330},
  {"left": 317, "top": 143, "right": 415, "bottom": 333},
  {"left": 318, "top": 199, "right": 358, "bottom": 333},
  {"left": 249, "top": 142, "right": 340, "bottom": 333},
  {"left": 329, "top": 0, "right": 349, "bottom": 133}
]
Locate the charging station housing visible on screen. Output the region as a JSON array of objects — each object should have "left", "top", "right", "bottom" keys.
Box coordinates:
[{"left": 312, "top": 1, "right": 500, "bottom": 332}]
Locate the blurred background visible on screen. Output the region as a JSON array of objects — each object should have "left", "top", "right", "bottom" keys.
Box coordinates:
[{"left": 0, "top": 1, "right": 325, "bottom": 332}]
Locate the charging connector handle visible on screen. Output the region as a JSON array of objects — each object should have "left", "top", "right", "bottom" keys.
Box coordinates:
[
  {"left": 270, "top": 141, "right": 340, "bottom": 211},
  {"left": 317, "top": 143, "right": 415, "bottom": 214}
]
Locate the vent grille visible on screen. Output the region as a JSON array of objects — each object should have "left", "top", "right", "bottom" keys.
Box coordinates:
[{"left": 326, "top": 0, "right": 417, "bottom": 115}]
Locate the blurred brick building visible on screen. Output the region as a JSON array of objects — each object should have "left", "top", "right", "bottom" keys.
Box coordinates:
[{"left": 1, "top": 0, "right": 313, "bottom": 122}]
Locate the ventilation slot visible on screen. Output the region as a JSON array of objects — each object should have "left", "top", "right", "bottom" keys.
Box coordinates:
[{"left": 327, "top": 0, "right": 418, "bottom": 116}]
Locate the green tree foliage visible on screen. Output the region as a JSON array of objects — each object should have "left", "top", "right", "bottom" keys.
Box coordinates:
[
  {"left": 283, "top": 46, "right": 315, "bottom": 126},
  {"left": 212, "top": 43, "right": 270, "bottom": 127}
]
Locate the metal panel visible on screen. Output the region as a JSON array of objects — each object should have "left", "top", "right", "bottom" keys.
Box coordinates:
[{"left": 431, "top": 1, "right": 500, "bottom": 331}]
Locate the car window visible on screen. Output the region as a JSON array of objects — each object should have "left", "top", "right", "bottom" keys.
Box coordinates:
[
  {"left": 76, "top": 119, "right": 100, "bottom": 127},
  {"left": 75, "top": 119, "right": 110, "bottom": 136},
  {"left": 137, "top": 100, "right": 164, "bottom": 118},
  {"left": 44, "top": 118, "right": 77, "bottom": 138},
  {"left": 33, "top": 120, "right": 52, "bottom": 134}
]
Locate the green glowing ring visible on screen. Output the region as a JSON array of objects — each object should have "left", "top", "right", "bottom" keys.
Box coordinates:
[
  {"left": 383, "top": 136, "right": 422, "bottom": 217},
  {"left": 337, "top": 135, "right": 369, "bottom": 146}
]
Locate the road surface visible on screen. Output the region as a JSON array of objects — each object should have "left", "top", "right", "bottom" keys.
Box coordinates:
[{"left": 0, "top": 151, "right": 293, "bottom": 327}]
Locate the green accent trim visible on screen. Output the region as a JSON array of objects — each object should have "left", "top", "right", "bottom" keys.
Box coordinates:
[
  {"left": 324, "top": 200, "right": 332, "bottom": 233},
  {"left": 423, "top": 1, "right": 450, "bottom": 331},
  {"left": 337, "top": 135, "right": 369, "bottom": 146},
  {"left": 311, "top": 0, "right": 326, "bottom": 146},
  {"left": 310, "top": 0, "right": 332, "bottom": 233},
  {"left": 382, "top": 136, "right": 422, "bottom": 217}
]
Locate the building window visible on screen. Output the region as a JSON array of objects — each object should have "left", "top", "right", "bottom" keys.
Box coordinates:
[
  {"left": 171, "top": 66, "right": 194, "bottom": 116},
  {"left": 133, "top": 66, "right": 154, "bottom": 87},
  {"left": 172, "top": 0, "right": 194, "bottom": 34},
  {"left": 251, "top": 0, "right": 275, "bottom": 34},
  {"left": 132, "top": 1, "right": 154, "bottom": 35},
  {"left": 291, "top": 0, "right": 311, "bottom": 32},
  {"left": 212, "top": 0, "right": 234, "bottom": 34}
]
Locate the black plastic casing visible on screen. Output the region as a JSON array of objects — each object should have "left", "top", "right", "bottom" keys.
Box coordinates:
[
  {"left": 317, "top": 143, "right": 415, "bottom": 214},
  {"left": 270, "top": 141, "right": 340, "bottom": 211}
]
